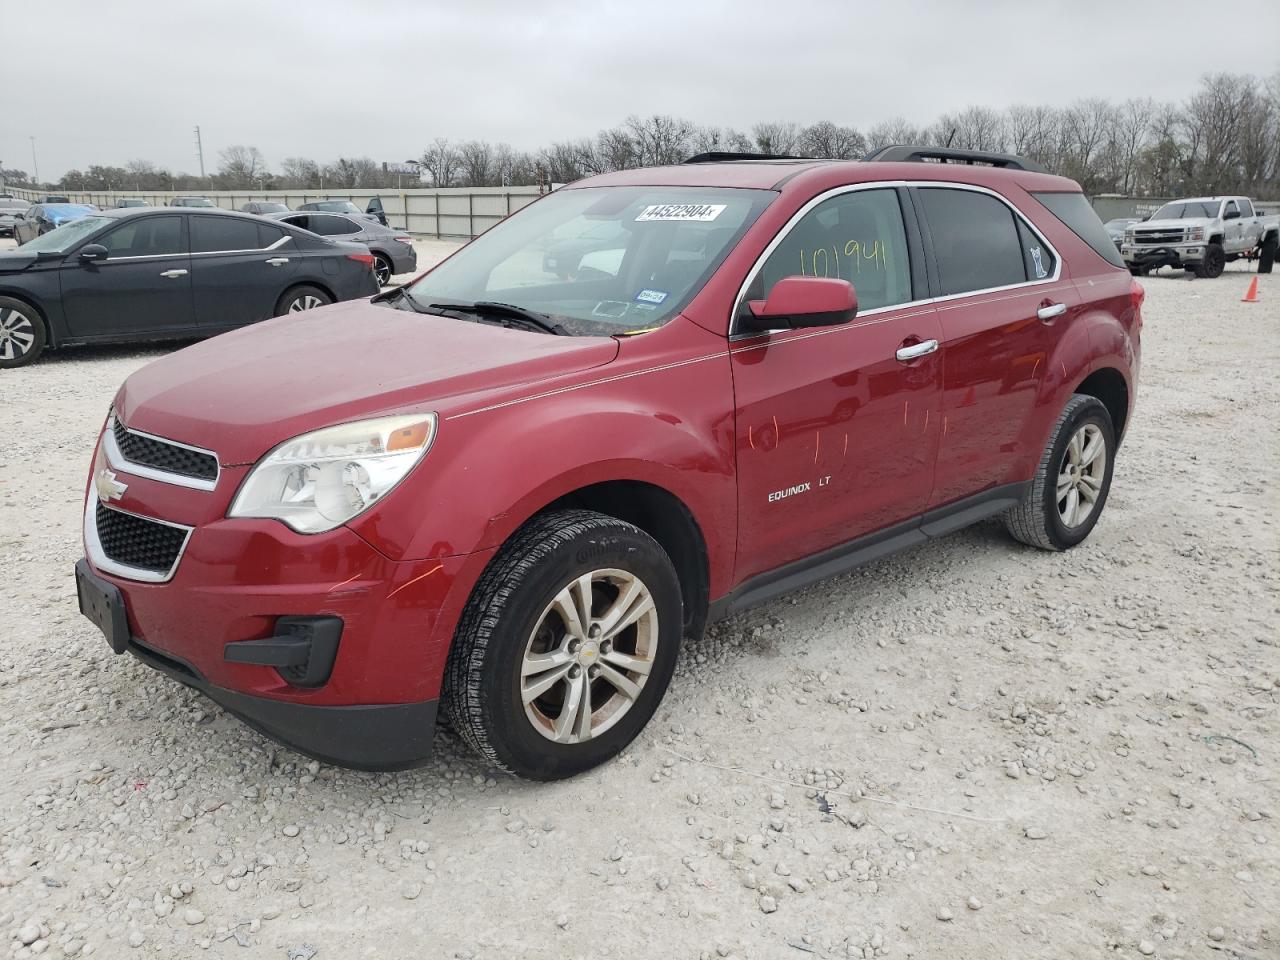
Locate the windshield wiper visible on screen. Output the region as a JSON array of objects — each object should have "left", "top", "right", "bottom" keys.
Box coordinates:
[{"left": 428, "top": 301, "right": 569, "bottom": 336}]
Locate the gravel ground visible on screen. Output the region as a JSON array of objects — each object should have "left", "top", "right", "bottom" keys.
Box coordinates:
[{"left": 0, "top": 243, "right": 1276, "bottom": 959}]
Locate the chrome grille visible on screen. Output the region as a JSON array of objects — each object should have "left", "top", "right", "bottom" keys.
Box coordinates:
[
  {"left": 1132, "top": 229, "right": 1186, "bottom": 246},
  {"left": 111, "top": 417, "right": 218, "bottom": 483}
]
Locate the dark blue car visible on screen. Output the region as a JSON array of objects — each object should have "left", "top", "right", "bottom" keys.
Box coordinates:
[{"left": 0, "top": 207, "right": 379, "bottom": 367}]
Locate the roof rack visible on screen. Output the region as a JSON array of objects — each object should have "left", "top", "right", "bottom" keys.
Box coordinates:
[
  {"left": 862, "top": 145, "right": 1047, "bottom": 174},
  {"left": 683, "top": 151, "right": 809, "bottom": 164}
]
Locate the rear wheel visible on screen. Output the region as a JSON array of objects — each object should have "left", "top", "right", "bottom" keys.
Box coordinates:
[
  {"left": 444, "top": 509, "right": 683, "bottom": 780},
  {"left": 1259, "top": 235, "right": 1276, "bottom": 274},
  {"left": 373, "top": 254, "right": 393, "bottom": 287},
  {"left": 1194, "top": 242, "right": 1225, "bottom": 278},
  {"left": 1005, "top": 395, "right": 1116, "bottom": 551},
  {"left": 1128, "top": 266, "right": 1148, "bottom": 277},
  {"left": 274, "top": 285, "right": 332, "bottom": 316},
  {"left": 0, "top": 297, "right": 46, "bottom": 368}
]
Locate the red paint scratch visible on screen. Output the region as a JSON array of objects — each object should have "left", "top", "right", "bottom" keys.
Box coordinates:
[
  {"left": 771, "top": 414, "right": 779, "bottom": 438},
  {"left": 813, "top": 431, "right": 820, "bottom": 464},
  {"left": 330, "top": 573, "right": 362, "bottom": 591},
  {"left": 843, "top": 433, "right": 848, "bottom": 457},
  {"left": 902, "top": 401, "right": 908, "bottom": 426},
  {"left": 1060, "top": 361, "right": 1067, "bottom": 379},
  {"left": 924, "top": 409, "right": 930, "bottom": 432},
  {"left": 1031, "top": 357, "right": 1041, "bottom": 378},
  {"left": 943, "top": 415, "right": 949, "bottom": 435},
  {"left": 748, "top": 425, "right": 755, "bottom": 450},
  {"left": 387, "top": 564, "right": 444, "bottom": 599}
]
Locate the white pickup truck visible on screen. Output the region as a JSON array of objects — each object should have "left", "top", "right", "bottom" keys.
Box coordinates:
[{"left": 1121, "top": 196, "right": 1278, "bottom": 278}]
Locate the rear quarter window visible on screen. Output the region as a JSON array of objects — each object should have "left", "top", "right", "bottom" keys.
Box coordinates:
[{"left": 1032, "top": 192, "right": 1125, "bottom": 268}]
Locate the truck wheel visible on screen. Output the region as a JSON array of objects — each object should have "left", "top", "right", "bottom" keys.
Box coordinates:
[
  {"left": 444, "top": 509, "right": 683, "bottom": 780},
  {"left": 1128, "top": 266, "right": 1148, "bottom": 277},
  {"left": 0, "top": 297, "right": 47, "bottom": 368},
  {"left": 1195, "top": 242, "right": 1225, "bottom": 278},
  {"left": 1259, "top": 236, "right": 1276, "bottom": 274},
  {"left": 1004, "top": 395, "right": 1116, "bottom": 552}
]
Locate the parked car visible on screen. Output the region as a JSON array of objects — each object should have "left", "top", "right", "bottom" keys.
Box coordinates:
[
  {"left": 40, "top": 194, "right": 72, "bottom": 204},
  {"left": 270, "top": 210, "right": 415, "bottom": 285},
  {"left": 364, "top": 197, "right": 389, "bottom": 226},
  {"left": 297, "top": 199, "right": 380, "bottom": 224},
  {"left": 0, "top": 207, "right": 378, "bottom": 366},
  {"left": 1121, "top": 196, "right": 1279, "bottom": 276},
  {"left": 241, "top": 201, "right": 289, "bottom": 215},
  {"left": 12, "top": 203, "right": 97, "bottom": 244},
  {"left": 1103, "top": 217, "right": 1139, "bottom": 248},
  {"left": 0, "top": 198, "right": 31, "bottom": 237},
  {"left": 73, "top": 146, "right": 1141, "bottom": 779},
  {"left": 115, "top": 199, "right": 151, "bottom": 208},
  {"left": 170, "top": 196, "right": 216, "bottom": 208}
]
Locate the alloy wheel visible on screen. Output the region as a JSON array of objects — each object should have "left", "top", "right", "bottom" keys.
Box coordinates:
[
  {"left": 374, "top": 257, "right": 392, "bottom": 286},
  {"left": 288, "top": 295, "right": 324, "bottom": 313},
  {"left": 1057, "top": 423, "right": 1106, "bottom": 528},
  {"left": 0, "top": 307, "right": 36, "bottom": 362},
  {"left": 521, "top": 568, "right": 658, "bottom": 744}
]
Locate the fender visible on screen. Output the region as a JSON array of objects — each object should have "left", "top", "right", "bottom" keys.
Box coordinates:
[{"left": 346, "top": 336, "right": 738, "bottom": 595}]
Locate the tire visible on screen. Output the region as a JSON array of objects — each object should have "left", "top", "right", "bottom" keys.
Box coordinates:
[
  {"left": 1004, "top": 395, "right": 1116, "bottom": 552},
  {"left": 373, "top": 254, "right": 393, "bottom": 287},
  {"left": 274, "top": 285, "right": 332, "bottom": 316},
  {"left": 1194, "top": 242, "right": 1225, "bottom": 278},
  {"left": 1259, "top": 236, "right": 1276, "bottom": 275},
  {"left": 1128, "top": 266, "right": 1147, "bottom": 277},
  {"left": 0, "top": 296, "right": 47, "bottom": 368},
  {"left": 444, "top": 509, "right": 684, "bottom": 780}
]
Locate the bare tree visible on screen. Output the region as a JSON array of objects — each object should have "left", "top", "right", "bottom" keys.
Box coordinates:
[
  {"left": 751, "top": 121, "right": 801, "bottom": 154},
  {"left": 799, "top": 121, "right": 865, "bottom": 159},
  {"left": 458, "top": 140, "right": 495, "bottom": 186},
  {"left": 626, "top": 114, "right": 696, "bottom": 166},
  {"left": 419, "top": 138, "right": 461, "bottom": 188},
  {"left": 279, "top": 157, "right": 320, "bottom": 189},
  {"left": 865, "top": 118, "right": 920, "bottom": 151},
  {"left": 217, "top": 145, "right": 266, "bottom": 186}
]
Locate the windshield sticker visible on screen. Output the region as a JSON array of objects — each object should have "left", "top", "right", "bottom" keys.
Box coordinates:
[
  {"left": 635, "top": 203, "right": 726, "bottom": 223},
  {"left": 634, "top": 289, "right": 669, "bottom": 305},
  {"left": 1030, "top": 246, "right": 1048, "bottom": 278}
]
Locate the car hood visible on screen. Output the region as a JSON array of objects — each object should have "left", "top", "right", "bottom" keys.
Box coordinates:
[
  {"left": 0, "top": 251, "right": 39, "bottom": 273},
  {"left": 1135, "top": 217, "right": 1214, "bottom": 230},
  {"left": 114, "top": 299, "right": 621, "bottom": 465}
]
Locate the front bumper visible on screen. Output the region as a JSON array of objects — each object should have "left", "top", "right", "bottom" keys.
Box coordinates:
[{"left": 1122, "top": 243, "right": 1205, "bottom": 268}]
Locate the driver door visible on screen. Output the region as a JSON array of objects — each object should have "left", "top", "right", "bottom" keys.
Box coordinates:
[
  {"left": 729, "top": 187, "right": 942, "bottom": 583},
  {"left": 60, "top": 215, "right": 196, "bottom": 338}
]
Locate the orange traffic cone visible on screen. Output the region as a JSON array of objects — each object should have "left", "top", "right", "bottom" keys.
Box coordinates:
[{"left": 1242, "top": 277, "right": 1261, "bottom": 302}]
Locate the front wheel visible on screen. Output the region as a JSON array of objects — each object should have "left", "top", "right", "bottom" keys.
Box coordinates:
[
  {"left": 1194, "top": 242, "right": 1225, "bottom": 278},
  {"left": 0, "top": 297, "right": 47, "bottom": 368},
  {"left": 444, "top": 510, "right": 683, "bottom": 780},
  {"left": 1005, "top": 395, "right": 1116, "bottom": 551},
  {"left": 1259, "top": 236, "right": 1276, "bottom": 274}
]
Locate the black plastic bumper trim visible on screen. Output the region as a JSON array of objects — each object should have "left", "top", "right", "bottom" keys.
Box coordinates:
[{"left": 129, "top": 638, "right": 437, "bottom": 771}]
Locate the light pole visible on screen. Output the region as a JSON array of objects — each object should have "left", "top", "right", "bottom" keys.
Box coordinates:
[
  {"left": 29, "top": 137, "right": 39, "bottom": 186},
  {"left": 402, "top": 160, "right": 422, "bottom": 231}
]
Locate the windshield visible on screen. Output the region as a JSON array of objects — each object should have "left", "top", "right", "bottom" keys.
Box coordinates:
[
  {"left": 313, "top": 201, "right": 359, "bottom": 213},
  {"left": 257, "top": 202, "right": 288, "bottom": 213},
  {"left": 403, "top": 186, "right": 773, "bottom": 336},
  {"left": 1151, "top": 201, "right": 1220, "bottom": 220},
  {"left": 19, "top": 216, "right": 110, "bottom": 253},
  {"left": 177, "top": 198, "right": 215, "bottom": 207}
]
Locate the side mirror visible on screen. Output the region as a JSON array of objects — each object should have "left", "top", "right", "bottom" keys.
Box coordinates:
[
  {"left": 738, "top": 276, "right": 858, "bottom": 335},
  {"left": 1223, "top": 209, "right": 1240, "bottom": 221},
  {"left": 79, "top": 244, "right": 108, "bottom": 263},
  {"left": 13, "top": 213, "right": 24, "bottom": 220}
]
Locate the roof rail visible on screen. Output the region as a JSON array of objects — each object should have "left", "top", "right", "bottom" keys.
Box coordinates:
[
  {"left": 862, "top": 144, "right": 1047, "bottom": 174},
  {"left": 683, "top": 151, "right": 809, "bottom": 164}
]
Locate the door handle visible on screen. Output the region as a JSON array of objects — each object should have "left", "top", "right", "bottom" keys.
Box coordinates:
[
  {"left": 159, "top": 269, "right": 188, "bottom": 279},
  {"left": 265, "top": 257, "right": 290, "bottom": 267},
  {"left": 1037, "top": 302, "right": 1067, "bottom": 323},
  {"left": 895, "top": 339, "right": 939, "bottom": 362}
]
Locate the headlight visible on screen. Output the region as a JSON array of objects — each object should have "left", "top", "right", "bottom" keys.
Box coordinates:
[
  {"left": 228, "top": 413, "right": 437, "bottom": 533},
  {"left": 1187, "top": 227, "right": 1204, "bottom": 241}
]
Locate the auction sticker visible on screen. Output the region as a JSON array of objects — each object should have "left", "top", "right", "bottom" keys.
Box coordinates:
[
  {"left": 634, "top": 288, "right": 669, "bottom": 305},
  {"left": 636, "top": 203, "right": 726, "bottom": 222}
]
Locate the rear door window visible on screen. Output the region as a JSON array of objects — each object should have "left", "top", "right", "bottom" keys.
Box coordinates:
[
  {"left": 1238, "top": 198, "right": 1254, "bottom": 218},
  {"left": 190, "top": 216, "right": 264, "bottom": 253},
  {"left": 308, "top": 215, "right": 360, "bottom": 236},
  {"left": 98, "top": 216, "right": 185, "bottom": 257},
  {"left": 918, "top": 188, "right": 1027, "bottom": 295},
  {"left": 1016, "top": 219, "right": 1055, "bottom": 281}
]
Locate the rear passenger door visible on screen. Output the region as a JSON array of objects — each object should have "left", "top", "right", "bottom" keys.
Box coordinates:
[
  {"left": 914, "top": 185, "right": 1077, "bottom": 508},
  {"left": 188, "top": 216, "right": 298, "bottom": 329}
]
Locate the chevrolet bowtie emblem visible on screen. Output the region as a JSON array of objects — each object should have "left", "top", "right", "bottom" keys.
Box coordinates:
[{"left": 96, "top": 468, "right": 128, "bottom": 503}]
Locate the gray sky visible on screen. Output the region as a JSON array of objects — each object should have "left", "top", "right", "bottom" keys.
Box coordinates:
[{"left": 3, "top": 0, "right": 1278, "bottom": 182}]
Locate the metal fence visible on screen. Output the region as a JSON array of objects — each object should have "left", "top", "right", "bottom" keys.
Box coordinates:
[
  {"left": 1091, "top": 194, "right": 1280, "bottom": 221},
  {"left": 2, "top": 186, "right": 546, "bottom": 238}
]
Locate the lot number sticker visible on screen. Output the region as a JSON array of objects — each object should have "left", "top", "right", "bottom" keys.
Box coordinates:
[{"left": 636, "top": 203, "right": 726, "bottom": 222}]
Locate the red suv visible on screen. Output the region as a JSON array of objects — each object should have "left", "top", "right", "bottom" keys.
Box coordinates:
[{"left": 76, "top": 147, "right": 1142, "bottom": 780}]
